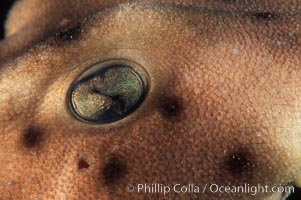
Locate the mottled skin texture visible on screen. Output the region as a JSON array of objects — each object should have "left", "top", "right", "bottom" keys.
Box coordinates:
[{"left": 1, "top": 0, "right": 301, "bottom": 199}]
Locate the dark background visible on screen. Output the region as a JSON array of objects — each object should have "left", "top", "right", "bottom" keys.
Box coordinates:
[
  {"left": 0, "top": 0, "right": 301, "bottom": 199},
  {"left": 0, "top": 0, "right": 16, "bottom": 39}
]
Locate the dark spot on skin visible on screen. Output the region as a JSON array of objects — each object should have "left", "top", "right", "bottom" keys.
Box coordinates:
[
  {"left": 102, "top": 157, "right": 127, "bottom": 185},
  {"left": 159, "top": 96, "right": 183, "bottom": 119},
  {"left": 223, "top": 149, "right": 256, "bottom": 176},
  {"left": 252, "top": 12, "right": 278, "bottom": 21},
  {"left": 54, "top": 24, "right": 82, "bottom": 42},
  {"left": 78, "top": 158, "right": 90, "bottom": 170},
  {"left": 22, "top": 126, "right": 43, "bottom": 148}
]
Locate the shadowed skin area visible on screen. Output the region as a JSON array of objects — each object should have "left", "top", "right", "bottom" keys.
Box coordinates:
[{"left": 1, "top": 0, "right": 301, "bottom": 199}]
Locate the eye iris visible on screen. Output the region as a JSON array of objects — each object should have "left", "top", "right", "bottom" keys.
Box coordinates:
[{"left": 70, "top": 61, "right": 147, "bottom": 124}]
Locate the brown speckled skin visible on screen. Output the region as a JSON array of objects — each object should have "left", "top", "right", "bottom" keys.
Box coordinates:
[{"left": 1, "top": 0, "right": 301, "bottom": 199}]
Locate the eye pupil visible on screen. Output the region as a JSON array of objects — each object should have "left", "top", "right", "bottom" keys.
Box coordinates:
[{"left": 69, "top": 60, "right": 148, "bottom": 124}]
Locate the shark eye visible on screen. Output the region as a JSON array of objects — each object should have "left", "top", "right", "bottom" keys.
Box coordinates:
[{"left": 69, "top": 59, "right": 149, "bottom": 124}]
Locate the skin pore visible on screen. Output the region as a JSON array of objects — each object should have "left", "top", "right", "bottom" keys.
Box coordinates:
[{"left": 1, "top": 0, "right": 301, "bottom": 199}]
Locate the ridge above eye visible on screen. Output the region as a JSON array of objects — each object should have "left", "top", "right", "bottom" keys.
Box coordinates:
[{"left": 68, "top": 59, "right": 149, "bottom": 124}]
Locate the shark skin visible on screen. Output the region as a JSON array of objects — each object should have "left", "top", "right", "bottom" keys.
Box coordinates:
[{"left": 1, "top": 0, "right": 301, "bottom": 199}]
